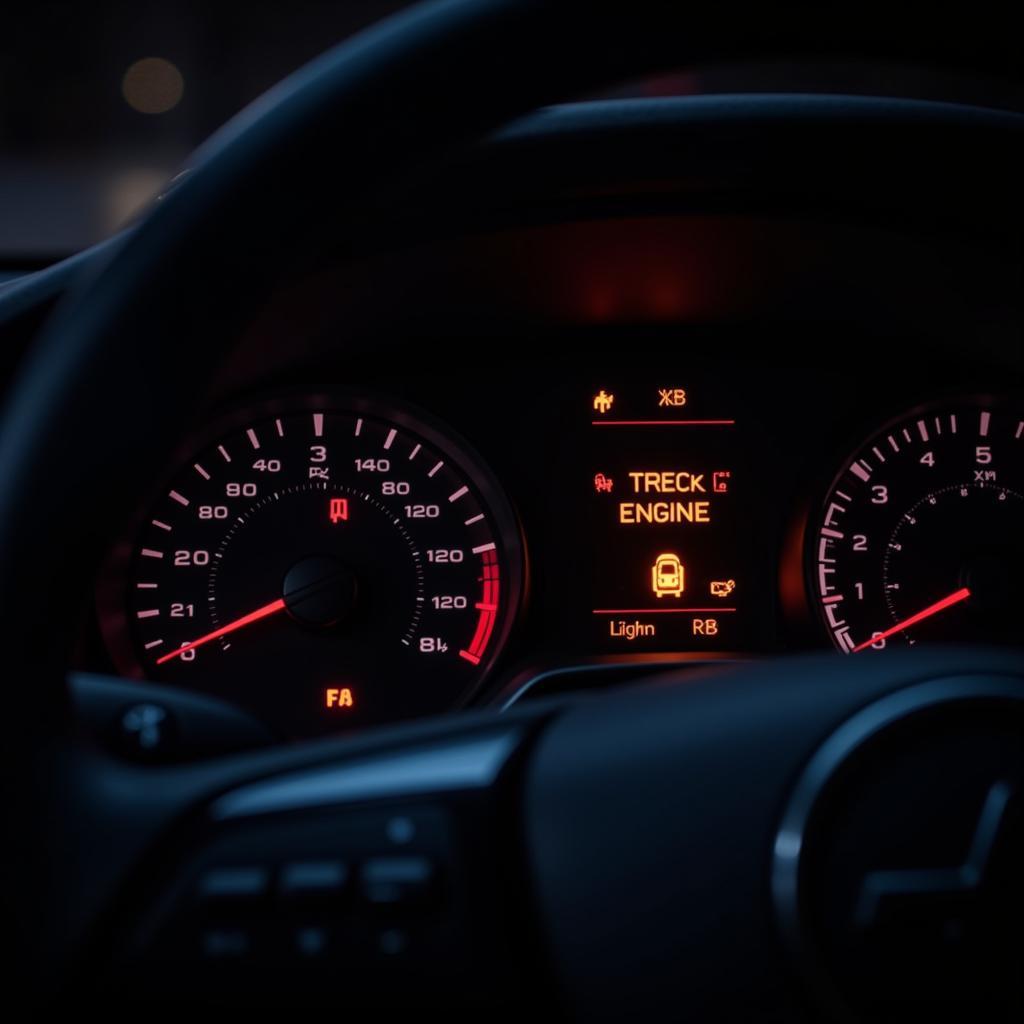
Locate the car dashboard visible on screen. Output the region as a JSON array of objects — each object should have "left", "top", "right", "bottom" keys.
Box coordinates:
[
  {"left": 75, "top": 232, "right": 1024, "bottom": 748},
  {"left": 3, "top": 97, "right": 1019, "bottom": 753},
  {"left": 2, "top": 15, "right": 1024, "bottom": 1011}
]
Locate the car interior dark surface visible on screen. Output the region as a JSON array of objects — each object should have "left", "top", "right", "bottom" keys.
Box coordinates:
[{"left": 1, "top": 2, "right": 1022, "bottom": 1020}]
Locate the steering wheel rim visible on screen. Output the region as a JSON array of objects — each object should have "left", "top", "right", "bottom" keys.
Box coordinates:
[{"left": 1, "top": 0, "right": 1022, "bottom": 1011}]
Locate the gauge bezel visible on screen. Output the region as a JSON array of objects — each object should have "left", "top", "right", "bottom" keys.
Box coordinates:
[
  {"left": 801, "top": 392, "right": 1018, "bottom": 653},
  {"left": 95, "top": 390, "right": 527, "bottom": 717}
]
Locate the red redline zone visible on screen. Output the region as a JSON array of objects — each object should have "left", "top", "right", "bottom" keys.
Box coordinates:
[{"left": 459, "top": 548, "right": 500, "bottom": 665}]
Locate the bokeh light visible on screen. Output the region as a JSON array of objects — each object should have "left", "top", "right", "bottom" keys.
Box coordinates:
[{"left": 121, "top": 57, "right": 184, "bottom": 115}]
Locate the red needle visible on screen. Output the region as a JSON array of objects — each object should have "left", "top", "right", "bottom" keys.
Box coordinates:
[
  {"left": 156, "top": 598, "right": 287, "bottom": 664},
  {"left": 852, "top": 587, "right": 971, "bottom": 653}
]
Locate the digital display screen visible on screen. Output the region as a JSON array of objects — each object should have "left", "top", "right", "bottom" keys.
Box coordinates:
[{"left": 583, "top": 381, "right": 751, "bottom": 652}]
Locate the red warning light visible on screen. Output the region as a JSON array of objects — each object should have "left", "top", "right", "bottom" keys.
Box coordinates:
[{"left": 329, "top": 497, "right": 349, "bottom": 523}]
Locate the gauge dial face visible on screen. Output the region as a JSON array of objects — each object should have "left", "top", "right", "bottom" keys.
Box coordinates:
[
  {"left": 812, "top": 400, "right": 1024, "bottom": 653},
  {"left": 101, "top": 400, "right": 522, "bottom": 736}
]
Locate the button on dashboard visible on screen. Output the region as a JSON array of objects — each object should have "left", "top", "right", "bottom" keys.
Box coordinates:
[{"left": 360, "top": 856, "right": 437, "bottom": 908}]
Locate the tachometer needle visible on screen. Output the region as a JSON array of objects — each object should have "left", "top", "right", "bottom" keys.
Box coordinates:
[
  {"left": 851, "top": 587, "right": 971, "bottom": 653},
  {"left": 156, "top": 598, "right": 287, "bottom": 664}
]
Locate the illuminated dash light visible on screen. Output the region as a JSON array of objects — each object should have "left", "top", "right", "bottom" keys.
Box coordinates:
[
  {"left": 609, "top": 620, "right": 656, "bottom": 640},
  {"left": 329, "top": 497, "right": 349, "bottom": 523},
  {"left": 657, "top": 388, "right": 687, "bottom": 407},
  {"left": 594, "top": 473, "right": 614, "bottom": 493},
  {"left": 324, "top": 687, "right": 354, "bottom": 709},
  {"left": 712, "top": 470, "right": 730, "bottom": 493},
  {"left": 619, "top": 501, "right": 710, "bottom": 525},
  {"left": 593, "top": 390, "right": 615, "bottom": 414},
  {"left": 651, "top": 553, "right": 685, "bottom": 598},
  {"left": 247, "top": 428, "right": 260, "bottom": 450},
  {"left": 628, "top": 471, "right": 708, "bottom": 494}
]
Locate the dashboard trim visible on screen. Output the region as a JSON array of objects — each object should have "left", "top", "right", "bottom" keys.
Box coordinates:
[{"left": 211, "top": 726, "right": 522, "bottom": 819}]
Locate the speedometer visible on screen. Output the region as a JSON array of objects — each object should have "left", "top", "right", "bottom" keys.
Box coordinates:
[
  {"left": 811, "top": 398, "right": 1024, "bottom": 654},
  {"left": 98, "top": 397, "right": 523, "bottom": 736}
]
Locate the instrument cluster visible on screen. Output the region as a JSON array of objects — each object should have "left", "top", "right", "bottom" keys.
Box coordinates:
[{"left": 83, "top": 348, "right": 1023, "bottom": 740}]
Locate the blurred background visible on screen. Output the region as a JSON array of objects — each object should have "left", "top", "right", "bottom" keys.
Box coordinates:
[{"left": 3, "top": 1, "right": 1022, "bottom": 265}]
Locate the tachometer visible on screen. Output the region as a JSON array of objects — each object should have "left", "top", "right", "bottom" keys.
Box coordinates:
[
  {"left": 98, "top": 398, "right": 523, "bottom": 736},
  {"left": 811, "top": 398, "right": 1024, "bottom": 653}
]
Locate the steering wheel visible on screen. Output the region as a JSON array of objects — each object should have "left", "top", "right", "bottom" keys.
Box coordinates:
[{"left": 1, "top": 1, "right": 1021, "bottom": 1018}]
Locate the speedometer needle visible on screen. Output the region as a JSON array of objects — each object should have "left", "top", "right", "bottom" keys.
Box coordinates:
[
  {"left": 851, "top": 587, "right": 971, "bottom": 653},
  {"left": 155, "top": 598, "right": 287, "bottom": 664}
]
